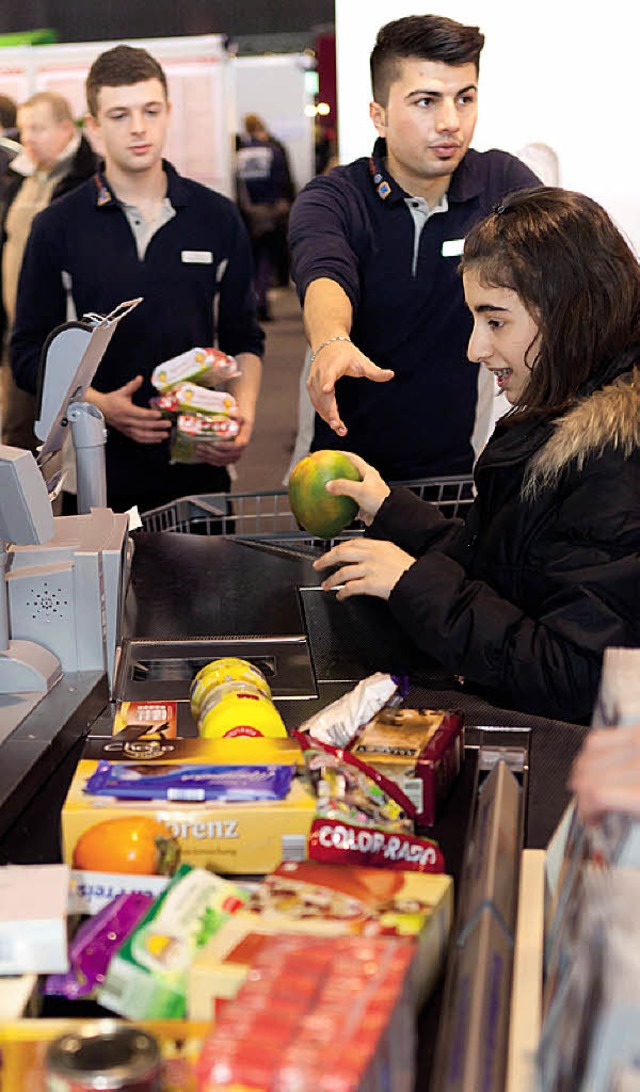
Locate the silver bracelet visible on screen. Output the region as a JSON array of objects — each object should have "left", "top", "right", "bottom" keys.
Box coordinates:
[{"left": 309, "top": 335, "right": 352, "bottom": 367}]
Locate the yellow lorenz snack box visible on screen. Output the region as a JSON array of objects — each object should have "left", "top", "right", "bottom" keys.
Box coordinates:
[
  {"left": 61, "top": 737, "right": 314, "bottom": 876},
  {"left": 188, "top": 860, "right": 453, "bottom": 1019}
]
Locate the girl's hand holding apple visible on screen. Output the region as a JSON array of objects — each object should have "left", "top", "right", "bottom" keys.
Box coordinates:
[{"left": 324, "top": 451, "right": 390, "bottom": 526}]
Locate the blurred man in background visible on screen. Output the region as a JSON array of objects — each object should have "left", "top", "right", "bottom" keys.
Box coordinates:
[
  {"left": 236, "top": 113, "right": 294, "bottom": 321},
  {"left": 1, "top": 90, "right": 96, "bottom": 450},
  {"left": 0, "top": 92, "right": 19, "bottom": 401},
  {"left": 0, "top": 93, "right": 19, "bottom": 192}
]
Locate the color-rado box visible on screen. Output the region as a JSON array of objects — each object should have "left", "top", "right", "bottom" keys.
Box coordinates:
[{"left": 61, "top": 737, "right": 314, "bottom": 877}]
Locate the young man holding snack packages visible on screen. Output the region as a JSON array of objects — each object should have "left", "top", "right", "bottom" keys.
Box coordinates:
[{"left": 11, "top": 45, "right": 264, "bottom": 513}]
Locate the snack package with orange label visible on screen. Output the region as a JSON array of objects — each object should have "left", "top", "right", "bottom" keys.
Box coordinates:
[{"left": 151, "top": 347, "right": 239, "bottom": 391}]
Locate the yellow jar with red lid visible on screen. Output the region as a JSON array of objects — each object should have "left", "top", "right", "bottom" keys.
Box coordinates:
[
  {"left": 198, "top": 684, "right": 287, "bottom": 740},
  {"left": 190, "top": 656, "right": 271, "bottom": 721}
]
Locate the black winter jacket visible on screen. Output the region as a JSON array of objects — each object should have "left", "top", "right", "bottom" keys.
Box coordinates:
[{"left": 369, "top": 358, "right": 640, "bottom": 723}]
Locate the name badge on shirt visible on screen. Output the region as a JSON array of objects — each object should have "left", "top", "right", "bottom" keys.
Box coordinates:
[
  {"left": 181, "top": 250, "right": 213, "bottom": 264},
  {"left": 441, "top": 238, "right": 465, "bottom": 257}
]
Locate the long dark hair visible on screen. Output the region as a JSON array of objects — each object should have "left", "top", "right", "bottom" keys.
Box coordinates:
[{"left": 461, "top": 187, "right": 640, "bottom": 422}]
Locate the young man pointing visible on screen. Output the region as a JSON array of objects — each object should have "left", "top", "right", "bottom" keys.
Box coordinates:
[{"left": 289, "top": 15, "right": 539, "bottom": 481}]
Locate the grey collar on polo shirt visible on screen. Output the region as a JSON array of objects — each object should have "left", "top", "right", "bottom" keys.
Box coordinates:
[
  {"left": 121, "top": 197, "right": 176, "bottom": 259},
  {"left": 404, "top": 193, "right": 448, "bottom": 276}
]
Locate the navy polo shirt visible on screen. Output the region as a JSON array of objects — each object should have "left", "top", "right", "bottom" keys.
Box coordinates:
[
  {"left": 289, "top": 138, "right": 539, "bottom": 480},
  {"left": 11, "top": 161, "right": 264, "bottom": 502}
]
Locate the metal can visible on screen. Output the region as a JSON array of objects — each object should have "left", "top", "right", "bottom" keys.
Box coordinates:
[{"left": 44, "top": 1021, "right": 162, "bottom": 1091}]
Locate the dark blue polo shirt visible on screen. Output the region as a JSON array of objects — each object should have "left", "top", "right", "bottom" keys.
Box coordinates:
[
  {"left": 11, "top": 162, "right": 264, "bottom": 503},
  {"left": 289, "top": 138, "right": 539, "bottom": 480}
]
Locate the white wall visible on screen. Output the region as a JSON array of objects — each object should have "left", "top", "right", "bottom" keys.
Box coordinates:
[
  {"left": 234, "top": 54, "right": 316, "bottom": 192},
  {"left": 335, "top": 1, "right": 640, "bottom": 251}
]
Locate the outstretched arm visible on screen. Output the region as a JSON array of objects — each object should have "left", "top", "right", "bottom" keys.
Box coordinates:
[{"left": 303, "top": 278, "right": 394, "bottom": 437}]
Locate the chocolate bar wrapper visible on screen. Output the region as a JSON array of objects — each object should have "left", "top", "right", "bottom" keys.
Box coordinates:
[
  {"left": 84, "top": 761, "right": 294, "bottom": 803},
  {"left": 43, "top": 891, "right": 153, "bottom": 999}
]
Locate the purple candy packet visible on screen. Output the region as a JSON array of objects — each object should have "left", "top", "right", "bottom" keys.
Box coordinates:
[
  {"left": 43, "top": 891, "right": 153, "bottom": 999},
  {"left": 83, "top": 761, "right": 294, "bottom": 802}
]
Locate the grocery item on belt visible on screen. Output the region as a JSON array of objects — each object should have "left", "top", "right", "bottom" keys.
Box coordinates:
[
  {"left": 298, "top": 672, "right": 404, "bottom": 748},
  {"left": 2, "top": 1019, "right": 207, "bottom": 1089},
  {"left": 293, "top": 730, "right": 444, "bottom": 874},
  {"left": 43, "top": 891, "right": 154, "bottom": 1000},
  {"left": 198, "top": 683, "right": 287, "bottom": 740},
  {"left": 83, "top": 760, "right": 294, "bottom": 803},
  {"left": 191, "top": 658, "right": 286, "bottom": 740},
  {"left": 98, "top": 864, "right": 248, "bottom": 1019},
  {"left": 296, "top": 731, "right": 416, "bottom": 827},
  {"left": 62, "top": 737, "right": 314, "bottom": 876},
  {"left": 195, "top": 933, "right": 416, "bottom": 1089},
  {"left": 151, "top": 346, "right": 239, "bottom": 392},
  {"left": 350, "top": 707, "right": 465, "bottom": 827},
  {"left": 190, "top": 657, "right": 272, "bottom": 721},
  {"left": 189, "top": 863, "right": 454, "bottom": 1019},
  {"left": 0, "top": 864, "right": 70, "bottom": 976},
  {"left": 112, "top": 701, "right": 178, "bottom": 741}
]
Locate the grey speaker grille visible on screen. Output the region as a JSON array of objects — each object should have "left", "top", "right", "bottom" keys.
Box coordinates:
[{"left": 25, "top": 581, "right": 68, "bottom": 619}]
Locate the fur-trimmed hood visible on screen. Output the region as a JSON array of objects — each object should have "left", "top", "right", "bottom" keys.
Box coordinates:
[{"left": 523, "top": 367, "right": 640, "bottom": 499}]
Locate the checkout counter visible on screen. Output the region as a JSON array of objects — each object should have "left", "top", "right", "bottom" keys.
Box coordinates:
[{"left": 0, "top": 525, "right": 590, "bottom": 1088}]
